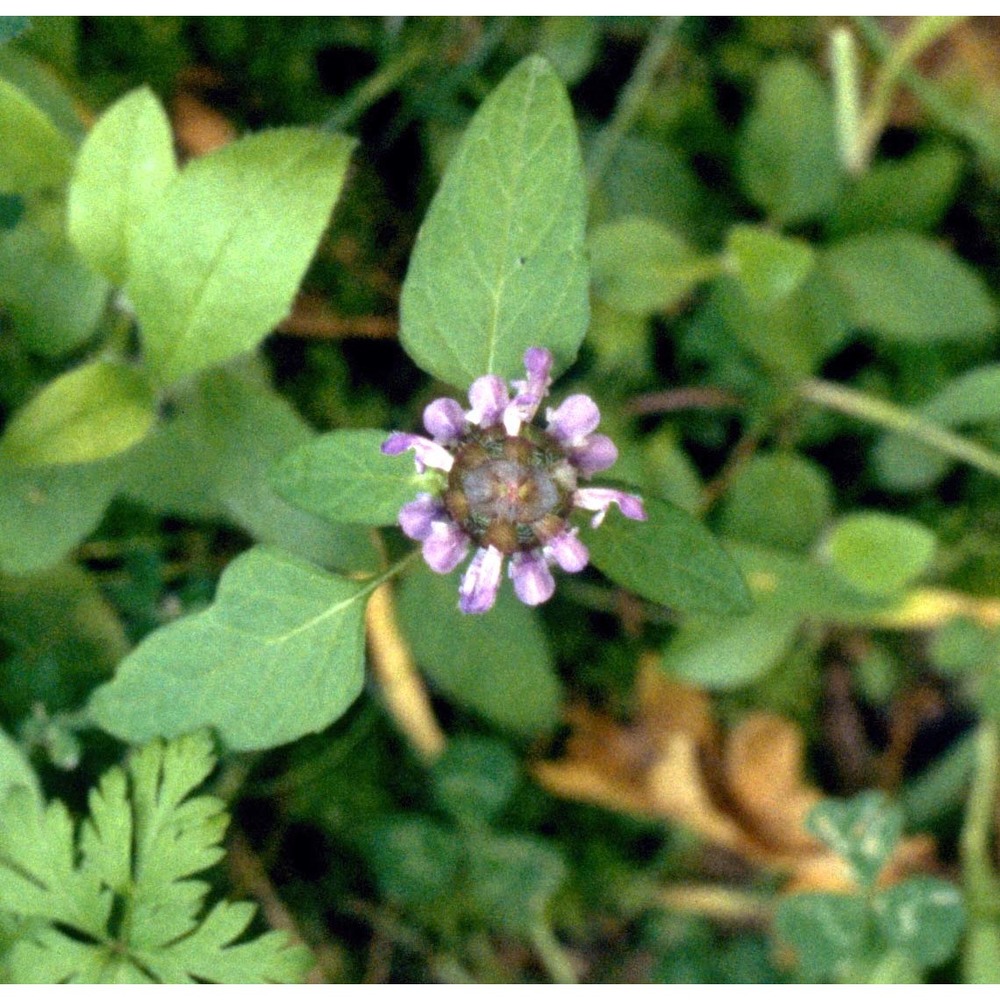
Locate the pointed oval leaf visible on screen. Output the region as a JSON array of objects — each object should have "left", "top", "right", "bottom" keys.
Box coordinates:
[
  {"left": 662, "top": 605, "right": 801, "bottom": 690},
  {"left": 823, "top": 231, "right": 998, "bottom": 342},
  {"left": 0, "top": 217, "right": 109, "bottom": 357},
  {"left": 68, "top": 86, "right": 177, "bottom": 285},
  {"left": 400, "top": 55, "right": 588, "bottom": 388},
  {"left": 0, "top": 459, "right": 121, "bottom": 574},
  {"left": 271, "top": 428, "right": 435, "bottom": 526},
  {"left": 397, "top": 563, "right": 562, "bottom": 737},
  {"left": 1, "top": 360, "right": 156, "bottom": 467},
  {"left": 825, "top": 512, "right": 937, "bottom": 597},
  {"left": 737, "top": 57, "right": 841, "bottom": 225},
  {"left": 127, "top": 128, "right": 355, "bottom": 386},
  {"left": 88, "top": 547, "right": 369, "bottom": 750},
  {"left": 589, "top": 216, "right": 720, "bottom": 315},
  {"left": 0, "top": 78, "right": 74, "bottom": 195},
  {"left": 586, "top": 497, "right": 752, "bottom": 615},
  {"left": 724, "top": 223, "right": 815, "bottom": 308}
]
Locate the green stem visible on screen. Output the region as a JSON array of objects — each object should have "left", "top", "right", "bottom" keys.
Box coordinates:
[
  {"left": 853, "top": 17, "right": 1000, "bottom": 169},
  {"left": 854, "top": 16, "right": 963, "bottom": 172},
  {"left": 961, "top": 721, "right": 1000, "bottom": 916},
  {"left": 354, "top": 547, "right": 421, "bottom": 599},
  {"left": 587, "top": 17, "right": 682, "bottom": 190},
  {"left": 530, "top": 920, "right": 578, "bottom": 985},
  {"left": 798, "top": 378, "right": 1000, "bottom": 481},
  {"left": 830, "top": 27, "right": 864, "bottom": 175},
  {"left": 323, "top": 43, "right": 429, "bottom": 132}
]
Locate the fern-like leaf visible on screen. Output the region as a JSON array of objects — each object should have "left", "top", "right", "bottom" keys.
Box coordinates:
[{"left": 0, "top": 731, "right": 311, "bottom": 984}]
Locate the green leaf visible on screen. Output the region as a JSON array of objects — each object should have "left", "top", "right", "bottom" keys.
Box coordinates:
[
  {"left": 826, "top": 143, "right": 963, "bottom": 238},
  {"left": 272, "top": 429, "right": 437, "bottom": 527},
  {"left": 805, "top": 791, "right": 903, "bottom": 890},
  {"left": 0, "top": 361, "right": 157, "bottom": 467},
  {"left": 724, "top": 224, "right": 815, "bottom": 307},
  {"left": 825, "top": 512, "right": 937, "bottom": 597},
  {"left": 0, "top": 17, "right": 30, "bottom": 46},
  {"left": 0, "top": 218, "right": 109, "bottom": 357},
  {"left": 714, "top": 270, "right": 848, "bottom": 379},
  {"left": 0, "top": 789, "right": 110, "bottom": 938},
  {"left": 0, "top": 563, "right": 129, "bottom": 718},
  {"left": 0, "top": 732, "right": 310, "bottom": 983},
  {"left": 120, "top": 367, "right": 378, "bottom": 573},
  {"left": 127, "top": 127, "right": 355, "bottom": 385},
  {"left": 0, "top": 78, "right": 74, "bottom": 195},
  {"left": 775, "top": 892, "right": 873, "bottom": 982},
  {"left": 538, "top": 16, "right": 599, "bottom": 86},
  {"left": 466, "top": 831, "right": 565, "bottom": 932},
  {"left": 737, "top": 57, "right": 842, "bottom": 225},
  {"left": 921, "top": 363, "right": 1000, "bottom": 426},
  {"left": 875, "top": 364, "right": 1000, "bottom": 490},
  {"left": 873, "top": 876, "right": 965, "bottom": 969},
  {"left": 823, "top": 232, "right": 998, "bottom": 342},
  {"left": 399, "top": 55, "right": 588, "bottom": 388},
  {"left": 431, "top": 735, "right": 519, "bottom": 825},
  {"left": 720, "top": 452, "right": 832, "bottom": 552},
  {"left": 964, "top": 919, "right": 1000, "bottom": 985},
  {"left": 0, "top": 46, "right": 84, "bottom": 144},
  {"left": 586, "top": 497, "right": 752, "bottom": 616},
  {"left": 367, "top": 816, "right": 462, "bottom": 906},
  {"left": 397, "top": 563, "right": 561, "bottom": 737},
  {"left": 661, "top": 604, "right": 801, "bottom": 691},
  {"left": 726, "top": 543, "right": 892, "bottom": 624},
  {"left": 596, "top": 135, "right": 713, "bottom": 237},
  {"left": 589, "top": 216, "right": 720, "bottom": 315},
  {"left": 0, "top": 725, "right": 40, "bottom": 807},
  {"left": 0, "top": 459, "right": 121, "bottom": 575},
  {"left": 88, "top": 547, "right": 369, "bottom": 751},
  {"left": 68, "top": 86, "right": 177, "bottom": 285},
  {"left": 929, "top": 619, "right": 1000, "bottom": 678}
]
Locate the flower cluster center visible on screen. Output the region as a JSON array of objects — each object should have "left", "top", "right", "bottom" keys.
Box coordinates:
[{"left": 444, "top": 428, "right": 576, "bottom": 555}]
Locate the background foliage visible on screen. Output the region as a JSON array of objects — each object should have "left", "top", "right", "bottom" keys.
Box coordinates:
[{"left": 3, "top": 15, "right": 1000, "bottom": 983}]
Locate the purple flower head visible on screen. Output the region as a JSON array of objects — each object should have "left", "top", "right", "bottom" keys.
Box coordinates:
[{"left": 383, "top": 347, "right": 645, "bottom": 614}]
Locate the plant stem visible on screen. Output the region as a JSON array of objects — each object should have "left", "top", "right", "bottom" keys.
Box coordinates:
[
  {"left": 850, "top": 16, "right": 963, "bottom": 173},
  {"left": 798, "top": 378, "right": 1000, "bottom": 481},
  {"left": 854, "top": 17, "right": 1000, "bottom": 169},
  {"left": 587, "top": 17, "right": 682, "bottom": 190},
  {"left": 961, "top": 721, "right": 1000, "bottom": 917},
  {"left": 355, "top": 547, "right": 422, "bottom": 598},
  {"left": 830, "top": 27, "right": 864, "bottom": 174},
  {"left": 323, "top": 43, "right": 429, "bottom": 132},
  {"left": 657, "top": 884, "right": 773, "bottom": 925},
  {"left": 530, "top": 920, "right": 578, "bottom": 985}
]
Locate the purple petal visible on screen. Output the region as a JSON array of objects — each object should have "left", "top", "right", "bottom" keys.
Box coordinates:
[
  {"left": 423, "top": 397, "right": 466, "bottom": 442},
  {"left": 467, "top": 376, "right": 509, "bottom": 428},
  {"left": 510, "top": 551, "right": 555, "bottom": 606},
  {"left": 545, "top": 529, "right": 589, "bottom": 573},
  {"left": 458, "top": 545, "right": 504, "bottom": 614},
  {"left": 422, "top": 520, "right": 469, "bottom": 574},
  {"left": 523, "top": 347, "right": 553, "bottom": 384},
  {"left": 570, "top": 434, "right": 618, "bottom": 477},
  {"left": 398, "top": 494, "right": 442, "bottom": 540},
  {"left": 546, "top": 394, "right": 601, "bottom": 445},
  {"left": 381, "top": 432, "right": 453, "bottom": 473},
  {"left": 504, "top": 346, "right": 554, "bottom": 434},
  {"left": 573, "top": 487, "right": 648, "bottom": 527}
]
